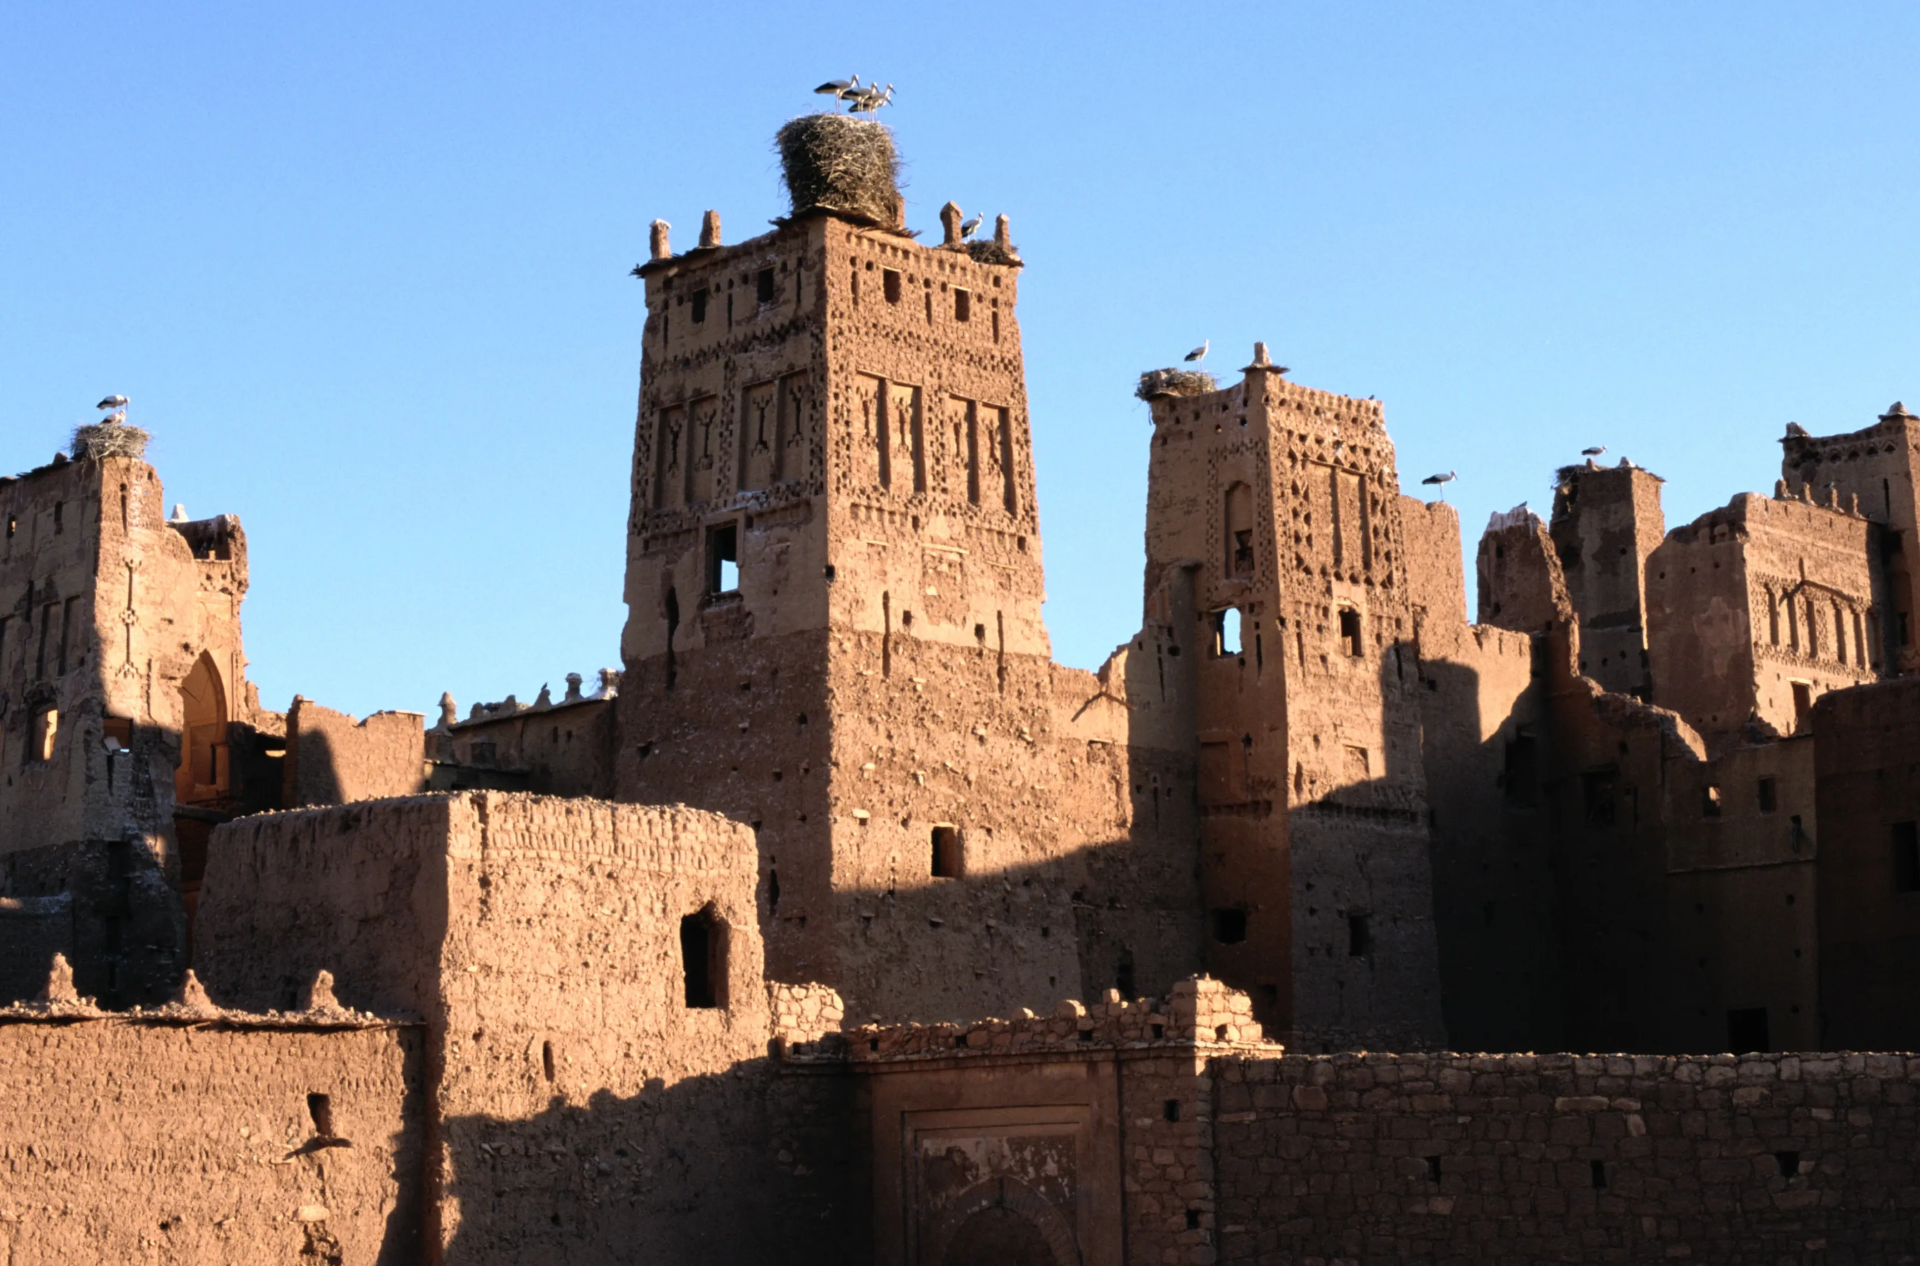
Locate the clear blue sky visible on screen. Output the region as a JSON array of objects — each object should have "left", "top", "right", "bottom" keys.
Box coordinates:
[{"left": 5, "top": 3, "right": 1917, "bottom": 719}]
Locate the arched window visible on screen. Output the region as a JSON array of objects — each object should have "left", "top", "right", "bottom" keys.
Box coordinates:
[
  {"left": 176, "top": 651, "right": 228, "bottom": 804},
  {"left": 680, "top": 905, "right": 728, "bottom": 1009}
]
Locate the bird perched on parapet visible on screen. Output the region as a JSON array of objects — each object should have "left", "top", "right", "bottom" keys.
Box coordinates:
[
  {"left": 1422, "top": 470, "right": 1457, "bottom": 500},
  {"left": 1184, "top": 339, "right": 1209, "bottom": 364},
  {"left": 97, "top": 395, "right": 128, "bottom": 411},
  {"left": 103, "top": 411, "right": 126, "bottom": 425},
  {"left": 1581, "top": 444, "right": 1607, "bottom": 457},
  {"left": 959, "top": 212, "right": 984, "bottom": 240},
  {"left": 814, "top": 74, "right": 859, "bottom": 100}
]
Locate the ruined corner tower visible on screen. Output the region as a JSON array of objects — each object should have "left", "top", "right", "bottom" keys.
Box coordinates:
[
  {"left": 615, "top": 120, "right": 1085, "bottom": 1021},
  {"left": 1141, "top": 353, "right": 1446, "bottom": 1051}
]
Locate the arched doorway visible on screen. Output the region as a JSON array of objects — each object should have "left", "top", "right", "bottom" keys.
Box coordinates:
[
  {"left": 942, "top": 1206, "right": 1057, "bottom": 1265},
  {"left": 175, "top": 652, "right": 228, "bottom": 805}
]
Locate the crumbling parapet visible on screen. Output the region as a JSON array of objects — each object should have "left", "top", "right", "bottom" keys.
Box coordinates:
[{"left": 790, "top": 978, "right": 1273, "bottom": 1064}]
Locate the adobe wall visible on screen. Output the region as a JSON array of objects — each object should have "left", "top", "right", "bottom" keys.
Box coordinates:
[
  {"left": 0, "top": 1008, "right": 423, "bottom": 1266},
  {"left": 1405, "top": 499, "right": 1564, "bottom": 1052},
  {"left": 283, "top": 696, "right": 425, "bottom": 807},
  {"left": 195, "top": 792, "right": 862, "bottom": 1263},
  {"left": 1812, "top": 676, "right": 1920, "bottom": 1051},
  {"left": 1212, "top": 1049, "right": 1920, "bottom": 1262},
  {"left": 1477, "top": 505, "right": 1572, "bottom": 635},
  {"left": 0, "top": 453, "right": 265, "bottom": 1005},
  {"left": 1145, "top": 368, "right": 1444, "bottom": 1053},
  {"left": 1780, "top": 406, "right": 1920, "bottom": 672},
  {"left": 1647, "top": 491, "right": 1880, "bottom": 745},
  {"left": 429, "top": 684, "right": 617, "bottom": 798},
  {"left": 1550, "top": 462, "right": 1664, "bottom": 697}
]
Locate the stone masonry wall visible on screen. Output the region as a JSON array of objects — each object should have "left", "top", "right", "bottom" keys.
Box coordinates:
[
  {"left": 1212, "top": 1050, "right": 1920, "bottom": 1263},
  {"left": 0, "top": 1010, "right": 423, "bottom": 1266}
]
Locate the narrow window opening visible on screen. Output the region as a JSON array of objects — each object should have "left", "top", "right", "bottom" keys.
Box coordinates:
[
  {"left": 756, "top": 268, "right": 776, "bottom": 304},
  {"left": 52, "top": 502, "right": 63, "bottom": 535},
  {"left": 1163, "top": 1099, "right": 1181, "bottom": 1122},
  {"left": 1347, "top": 913, "right": 1372, "bottom": 958},
  {"left": 541, "top": 1040, "right": 555, "bottom": 1081},
  {"left": 1211, "top": 908, "right": 1247, "bottom": 944},
  {"left": 1590, "top": 1160, "right": 1607, "bottom": 1189},
  {"left": 1702, "top": 785, "right": 1722, "bottom": 818},
  {"left": 690, "top": 287, "right": 708, "bottom": 323},
  {"left": 1502, "top": 735, "right": 1538, "bottom": 808},
  {"left": 707, "top": 523, "right": 740, "bottom": 596},
  {"left": 680, "top": 907, "right": 727, "bottom": 1008},
  {"left": 27, "top": 707, "right": 57, "bottom": 764},
  {"left": 1726, "top": 1006, "right": 1769, "bottom": 1053},
  {"left": 1791, "top": 681, "right": 1813, "bottom": 732},
  {"left": 1115, "top": 951, "right": 1136, "bottom": 998},
  {"left": 306, "top": 1092, "right": 334, "bottom": 1138},
  {"left": 664, "top": 587, "right": 680, "bottom": 690},
  {"left": 1776, "top": 1151, "right": 1801, "bottom": 1179},
  {"left": 931, "top": 825, "right": 963, "bottom": 878},
  {"left": 1583, "top": 767, "right": 1619, "bottom": 826},
  {"left": 953, "top": 288, "right": 970, "bottom": 321},
  {"left": 1425, "top": 1155, "right": 1441, "bottom": 1182},
  {"left": 1892, "top": 821, "right": 1920, "bottom": 893},
  {"left": 883, "top": 269, "right": 901, "bottom": 304},
  {"left": 1339, "top": 608, "right": 1363, "bottom": 657},
  {"left": 1185, "top": 1210, "right": 1201, "bottom": 1230},
  {"left": 1757, "top": 776, "right": 1777, "bottom": 814}
]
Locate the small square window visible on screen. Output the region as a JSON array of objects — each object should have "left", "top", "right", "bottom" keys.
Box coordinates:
[{"left": 1210, "top": 908, "right": 1247, "bottom": 944}]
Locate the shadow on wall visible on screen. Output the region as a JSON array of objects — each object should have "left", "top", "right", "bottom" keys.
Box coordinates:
[
  {"left": 1418, "top": 645, "right": 1566, "bottom": 1053},
  {"left": 436, "top": 1060, "right": 865, "bottom": 1266}
]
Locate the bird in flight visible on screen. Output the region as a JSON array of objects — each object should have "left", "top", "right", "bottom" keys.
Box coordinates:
[
  {"left": 97, "top": 395, "right": 128, "bottom": 411},
  {"left": 1581, "top": 444, "right": 1607, "bottom": 457},
  {"left": 959, "top": 212, "right": 984, "bottom": 240},
  {"left": 1422, "top": 470, "right": 1457, "bottom": 499},
  {"left": 1184, "top": 339, "right": 1209, "bottom": 364},
  {"left": 815, "top": 75, "right": 859, "bottom": 100}
]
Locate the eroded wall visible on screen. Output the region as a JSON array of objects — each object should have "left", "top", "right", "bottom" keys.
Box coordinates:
[{"left": 0, "top": 1011, "right": 422, "bottom": 1265}]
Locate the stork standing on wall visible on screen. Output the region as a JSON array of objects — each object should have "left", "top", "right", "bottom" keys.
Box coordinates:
[
  {"left": 1184, "top": 339, "right": 1209, "bottom": 364},
  {"left": 960, "top": 212, "right": 984, "bottom": 240},
  {"left": 1422, "top": 470, "right": 1457, "bottom": 500}
]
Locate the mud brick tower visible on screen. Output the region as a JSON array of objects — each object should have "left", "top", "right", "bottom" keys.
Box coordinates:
[
  {"left": 1141, "top": 351, "right": 1445, "bottom": 1050},
  {"left": 616, "top": 121, "right": 1108, "bottom": 1022}
]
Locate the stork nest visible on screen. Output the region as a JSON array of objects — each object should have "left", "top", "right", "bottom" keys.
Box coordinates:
[
  {"left": 776, "top": 113, "right": 902, "bottom": 225},
  {"left": 966, "top": 239, "right": 1023, "bottom": 267},
  {"left": 1135, "top": 368, "right": 1217, "bottom": 401},
  {"left": 70, "top": 421, "right": 150, "bottom": 462}
]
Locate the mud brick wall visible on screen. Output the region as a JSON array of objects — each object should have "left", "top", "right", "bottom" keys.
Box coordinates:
[
  {"left": 284, "top": 697, "right": 425, "bottom": 807},
  {"left": 0, "top": 1014, "right": 422, "bottom": 1266},
  {"left": 1212, "top": 1050, "right": 1920, "bottom": 1263}
]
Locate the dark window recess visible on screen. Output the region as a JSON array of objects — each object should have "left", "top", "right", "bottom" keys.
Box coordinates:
[
  {"left": 1727, "top": 1007, "right": 1769, "bottom": 1053},
  {"left": 1339, "top": 609, "right": 1363, "bottom": 657},
  {"left": 1163, "top": 1099, "right": 1181, "bottom": 1122},
  {"left": 1792, "top": 681, "right": 1814, "bottom": 730},
  {"left": 1590, "top": 1160, "right": 1607, "bottom": 1189},
  {"left": 306, "top": 1092, "right": 334, "bottom": 1138},
  {"left": 1185, "top": 1210, "right": 1201, "bottom": 1230},
  {"left": 1893, "top": 821, "right": 1920, "bottom": 893},
  {"left": 1702, "top": 785, "right": 1723, "bottom": 818},
  {"left": 756, "top": 268, "right": 776, "bottom": 304},
  {"left": 1529, "top": 634, "right": 1551, "bottom": 679},
  {"left": 680, "top": 908, "right": 727, "bottom": 1009},
  {"left": 1425, "top": 1155, "right": 1441, "bottom": 1182},
  {"left": 102, "top": 715, "right": 134, "bottom": 750},
  {"left": 1347, "top": 913, "right": 1372, "bottom": 958},
  {"left": 1502, "top": 735, "right": 1538, "bottom": 808},
  {"left": 52, "top": 502, "right": 63, "bottom": 535},
  {"left": 1776, "top": 1151, "right": 1801, "bottom": 1179},
  {"left": 931, "top": 826, "right": 963, "bottom": 878},
  {"left": 707, "top": 523, "right": 740, "bottom": 595},
  {"left": 954, "top": 288, "right": 970, "bottom": 322},
  {"left": 541, "top": 1040, "right": 555, "bottom": 1081},
  {"left": 1582, "top": 767, "right": 1619, "bottom": 827},
  {"left": 690, "top": 288, "right": 708, "bottom": 323},
  {"left": 1211, "top": 908, "right": 1248, "bottom": 944},
  {"left": 883, "top": 269, "right": 902, "bottom": 304},
  {"left": 1115, "top": 951, "right": 1136, "bottom": 998},
  {"left": 1757, "top": 776, "right": 1778, "bottom": 814}
]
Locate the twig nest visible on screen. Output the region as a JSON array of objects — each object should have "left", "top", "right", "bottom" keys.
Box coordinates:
[
  {"left": 70, "top": 421, "right": 150, "bottom": 461},
  {"left": 776, "top": 114, "right": 902, "bottom": 226}
]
